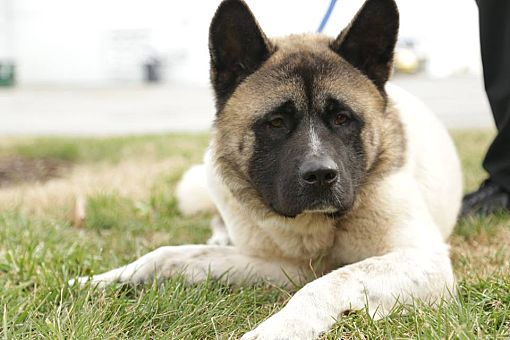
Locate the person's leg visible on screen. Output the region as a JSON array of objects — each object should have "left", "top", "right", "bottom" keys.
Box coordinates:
[
  {"left": 461, "top": 0, "right": 510, "bottom": 216},
  {"left": 480, "top": 0, "right": 510, "bottom": 192}
]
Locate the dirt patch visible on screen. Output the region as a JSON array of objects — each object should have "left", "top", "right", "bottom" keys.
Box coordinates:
[{"left": 0, "top": 156, "right": 71, "bottom": 188}]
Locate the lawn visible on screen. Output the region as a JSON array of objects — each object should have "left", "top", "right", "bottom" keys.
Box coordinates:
[{"left": 0, "top": 130, "right": 509, "bottom": 339}]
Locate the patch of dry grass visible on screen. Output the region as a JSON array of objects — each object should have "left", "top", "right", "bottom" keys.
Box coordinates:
[
  {"left": 0, "top": 157, "right": 189, "bottom": 217},
  {"left": 0, "top": 134, "right": 208, "bottom": 219},
  {"left": 451, "top": 226, "right": 510, "bottom": 280}
]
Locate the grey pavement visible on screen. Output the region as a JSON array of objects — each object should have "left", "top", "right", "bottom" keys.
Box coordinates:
[
  {"left": 0, "top": 84, "right": 216, "bottom": 135},
  {"left": 392, "top": 74, "right": 493, "bottom": 130},
  {"left": 0, "top": 74, "right": 494, "bottom": 136}
]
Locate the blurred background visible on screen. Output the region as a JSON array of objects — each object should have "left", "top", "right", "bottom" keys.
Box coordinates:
[{"left": 0, "top": 0, "right": 493, "bottom": 135}]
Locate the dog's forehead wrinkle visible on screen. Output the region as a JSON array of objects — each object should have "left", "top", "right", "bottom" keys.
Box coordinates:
[{"left": 268, "top": 52, "right": 368, "bottom": 116}]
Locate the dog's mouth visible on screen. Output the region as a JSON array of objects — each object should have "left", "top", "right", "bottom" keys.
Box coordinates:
[
  {"left": 269, "top": 195, "right": 352, "bottom": 219},
  {"left": 270, "top": 205, "right": 349, "bottom": 219},
  {"left": 262, "top": 179, "right": 356, "bottom": 219},
  {"left": 303, "top": 207, "right": 338, "bottom": 214},
  {"left": 302, "top": 202, "right": 339, "bottom": 214},
  {"left": 303, "top": 203, "right": 351, "bottom": 218}
]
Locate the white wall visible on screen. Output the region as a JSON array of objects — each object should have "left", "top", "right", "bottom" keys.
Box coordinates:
[
  {"left": 2, "top": 0, "right": 481, "bottom": 85},
  {"left": 0, "top": 0, "right": 14, "bottom": 59}
]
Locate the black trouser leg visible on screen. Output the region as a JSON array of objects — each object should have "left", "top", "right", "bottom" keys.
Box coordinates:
[{"left": 478, "top": 0, "right": 510, "bottom": 192}]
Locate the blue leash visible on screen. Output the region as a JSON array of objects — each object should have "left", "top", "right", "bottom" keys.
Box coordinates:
[{"left": 317, "top": 0, "right": 337, "bottom": 33}]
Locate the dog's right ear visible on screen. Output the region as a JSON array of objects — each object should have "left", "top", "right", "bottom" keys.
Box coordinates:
[{"left": 209, "top": 0, "right": 272, "bottom": 110}]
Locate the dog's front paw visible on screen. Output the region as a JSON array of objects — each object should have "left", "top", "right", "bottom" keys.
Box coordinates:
[
  {"left": 68, "top": 272, "right": 119, "bottom": 289},
  {"left": 241, "top": 314, "right": 320, "bottom": 340},
  {"left": 68, "top": 276, "right": 108, "bottom": 289}
]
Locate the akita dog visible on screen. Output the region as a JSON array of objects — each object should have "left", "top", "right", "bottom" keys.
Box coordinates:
[{"left": 71, "top": 0, "right": 462, "bottom": 338}]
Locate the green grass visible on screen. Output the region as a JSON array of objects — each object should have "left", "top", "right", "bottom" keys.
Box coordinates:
[
  {"left": 0, "top": 134, "right": 210, "bottom": 164},
  {"left": 0, "top": 131, "right": 509, "bottom": 339}
]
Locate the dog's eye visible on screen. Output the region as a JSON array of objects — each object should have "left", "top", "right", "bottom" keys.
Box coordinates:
[
  {"left": 334, "top": 113, "right": 349, "bottom": 125},
  {"left": 326, "top": 99, "right": 352, "bottom": 126},
  {"left": 269, "top": 117, "right": 285, "bottom": 128}
]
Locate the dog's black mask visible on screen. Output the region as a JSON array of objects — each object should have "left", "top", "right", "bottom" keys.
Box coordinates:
[{"left": 249, "top": 94, "right": 366, "bottom": 218}]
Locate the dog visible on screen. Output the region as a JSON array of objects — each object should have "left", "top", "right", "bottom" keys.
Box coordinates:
[{"left": 70, "top": 0, "right": 463, "bottom": 338}]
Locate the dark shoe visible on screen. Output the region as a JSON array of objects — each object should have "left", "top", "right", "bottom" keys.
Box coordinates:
[{"left": 461, "top": 179, "right": 510, "bottom": 217}]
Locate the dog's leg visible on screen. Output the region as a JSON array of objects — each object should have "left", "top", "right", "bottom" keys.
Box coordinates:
[
  {"left": 207, "top": 215, "right": 231, "bottom": 246},
  {"left": 69, "top": 245, "right": 306, "bottom": 288},
  {"left": 242, "top": 246, "right": 454, "bottom": 340}
]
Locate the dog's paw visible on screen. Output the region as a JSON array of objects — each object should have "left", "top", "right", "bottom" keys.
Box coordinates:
[
  {"left": 241, "top": 315, "right": 320, "bottom": 340},
  {"left": 68, "top": 276, "right": 109, "bottom": 289},
  {"left": 206, "top": 233, "right": 231, "bottom": 246}
]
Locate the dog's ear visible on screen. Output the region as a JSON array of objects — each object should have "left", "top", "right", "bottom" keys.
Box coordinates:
[
  {"left": 331, "top": 0, "right": 399, "bottom": 91},
  {"left": 209, "top": 0, "right": 272, "bottom": 110}
]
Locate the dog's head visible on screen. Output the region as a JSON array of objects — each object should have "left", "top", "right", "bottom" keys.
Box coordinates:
[{"left": 210, "top": 0, "right": 400, "bottom": 218}]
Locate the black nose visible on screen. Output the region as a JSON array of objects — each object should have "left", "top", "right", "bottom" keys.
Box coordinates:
[{"left": 300, "top": 158, "right": 338, "bottom": 186}]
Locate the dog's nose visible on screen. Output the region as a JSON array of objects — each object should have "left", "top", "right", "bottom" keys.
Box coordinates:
[{"left": 300, "top": 158, "right": 338, "bottom": 186}]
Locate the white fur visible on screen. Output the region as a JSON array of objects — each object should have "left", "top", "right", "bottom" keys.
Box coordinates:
[
  {"left": 387, "top": 84, "right": 462, "bottom": 238},
  {"left": 308, "top": 122, "right": 322, "bottom": 154},
  {"left": 206, "top": 215, "right": 231, "bottom": 246},
  {"left": 71, "top": 84, "right": 462, "bottom": 340},
  {"left": 175, "top": 164, "right": 216, "bottom": 216}
]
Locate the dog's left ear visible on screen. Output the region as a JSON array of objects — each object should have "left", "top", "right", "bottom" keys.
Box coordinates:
[
  {"left": 331, "top": 0, "right": 399, "bottom": 91},
  {"left": 209, "top": 0, "right": 273, "bottom": 110}
]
